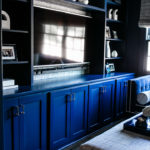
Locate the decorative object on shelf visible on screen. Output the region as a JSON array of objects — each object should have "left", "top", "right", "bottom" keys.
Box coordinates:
[
  {"left": 111, "top": 50, "right": 118, "bottom": 57},
  {"left": 111, "top": 30, "right": 118, "bottom": 39},
  {"left": 78, "top": 0, "right": 89, "bottom": 5},
  {"left": 2, "top": 10, "right": 10, "bottom": 29},
  {"left": 108, "top": 9, "right": 113, "bottom": 19},
  {"left": 135, "top": 116, "right": 147, "bottom": 129},
  {"left": 2, "top": 44, "right": 17, "bottom": 61},
  {"left": 106, "top": 26, "right": 111, "bottom": 39},
  {"left": 106, "top": 63, "right": 115, "bottom": 73},
  {"left": 106, "top": 41, "right": 111, "bottom": 58},
  {"left": 113, "top": 9, "right": 118, "bottom": 20}
]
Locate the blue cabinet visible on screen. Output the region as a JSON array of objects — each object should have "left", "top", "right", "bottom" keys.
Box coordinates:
[
  {"left": 115, "top": 76, "right": 134, "bottom": 118},
  {"left": 88, "top": 80, "right": 115, "bottom": 131},
  {"left": 49, "top": 85, "right": 88, "bottom": 150},
  {"left": 4, "top": 98, "right": 20, "bottom": 150},
  {"left": 4, "top": 93, "right": 47, "bottom": 150},
  {"left": 19, "top": 93, "right": 47, "bottom": 150}
]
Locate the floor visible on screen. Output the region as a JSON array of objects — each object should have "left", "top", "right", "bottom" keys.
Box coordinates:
[{"left": 62, "top": 114, "right": 134, "bottom": 150}]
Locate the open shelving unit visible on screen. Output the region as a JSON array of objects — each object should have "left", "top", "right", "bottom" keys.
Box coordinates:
[{"left": 105, "top": 0, "right": 126, "bottom": 73}]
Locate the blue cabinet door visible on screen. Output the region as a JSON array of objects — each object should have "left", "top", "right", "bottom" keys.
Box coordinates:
[
  {"left": 70, "top": 86, "right": 88, "bottom": 140},
  {"left": 100, "top": 80, "right": 115, "bottom": 125},
  {"left": 50, "top": 89, "right": 71, "bottom": 150},
  {"left": 19, "top": 93, "right": 47, "bottom": 150},
  {"left": 88, "top": 81, "right": 105, "bottom": 131},
  {"left": 116, "top": 76, "right": 134, "bottom": 117},
  {"left": 4, "top": 98, "right": 20, "bottom": 150}
]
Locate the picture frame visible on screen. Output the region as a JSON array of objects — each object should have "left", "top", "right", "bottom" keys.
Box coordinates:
[
  {"left": 2, "top": 44, "right": 17, "bottom": 61},
  {"left": 106, "top": 63, "right": 115, "bottom": 73}
]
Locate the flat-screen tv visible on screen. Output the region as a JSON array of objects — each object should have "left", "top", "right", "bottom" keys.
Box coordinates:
[{"left": 34, "top": 7, "right": 87, "bottom": 68}]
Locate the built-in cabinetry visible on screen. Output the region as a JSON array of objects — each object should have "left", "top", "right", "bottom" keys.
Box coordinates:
[
  {"left": 49, "top": 85, "right": 88, "bottom": 150},
  {"left": 3, "top": 74, "right": 134, "bottom": 150},
  {"left": 105, "top": 0, "right": 126, "bottom": 72},
  {"left": 4, "top": 93, "right": 47, "bottom": 150},
  {"left": 88, "top": 79, "right": 115, "bottom": 131}
]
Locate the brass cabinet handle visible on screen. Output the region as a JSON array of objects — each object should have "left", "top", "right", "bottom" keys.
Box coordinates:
[
  {"left": 20, "top": 105, "right": 25, "bottom": 115},
  {"left": 13, "top": 106, "right": 20, "bottom": 117},
  {"left": 72, "top": 93, "right": 75, "bottom": 101}
]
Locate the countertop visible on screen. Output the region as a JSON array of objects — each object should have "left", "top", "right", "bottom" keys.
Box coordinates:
[{"left": 3, "top": 72, "right": 135, "bottom": 99}]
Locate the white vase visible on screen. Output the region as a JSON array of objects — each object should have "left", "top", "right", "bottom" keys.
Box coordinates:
[{"left": 106, "top": 41, "right": 111, "bottom": 58}]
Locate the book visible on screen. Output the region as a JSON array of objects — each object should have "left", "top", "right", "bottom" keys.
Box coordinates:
[
  {"left": 3, "top": 79, "right": 15, "bottom": 87},
  {"left": 3, "top": 85, "right": 18, "bottom": 90}
]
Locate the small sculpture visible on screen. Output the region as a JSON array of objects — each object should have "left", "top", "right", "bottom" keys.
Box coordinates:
[
  {"left": 112, "top": 50, "right": 118, "bottom": 57},
  {"left": 2, "top": 10, "right": 10, "bottom": 29},
  {"left": 108, "top": 9, "right": 113, "bottom": 19},
  {"left": 113, "top": 9, "right": 119, "bottom": 20}
]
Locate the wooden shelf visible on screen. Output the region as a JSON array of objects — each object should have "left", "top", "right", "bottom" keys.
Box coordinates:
[
  {"left": 64, "top": 0, "right": 105, "bottom": 12},
  {"left": 107, "top": 1, "right": 121, "bottom": 6},
  {"left": 2, "top": 29, "right": 29, "bottom": 34},
  {"left": 3, "top": 61, "right": 29, "bottom": 65},
  {"left": 105, "top": 57, "right": 123, "bottom": 60},
  {"left": 107, "top": 19, "right": 123, "bottom": 24},
  {"left": 34, "top": 0, "right": 105, "bottom": 19},
  {"left": 106, "top": 38, "right": 124, "bottom": 42}
]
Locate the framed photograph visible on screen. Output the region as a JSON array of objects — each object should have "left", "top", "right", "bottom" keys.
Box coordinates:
[
  {"left": 106, "top": 63, "right": 115, "bottom": 73},
  {"left": 2, "top": 44, "right": 17, "bottom": 61}
]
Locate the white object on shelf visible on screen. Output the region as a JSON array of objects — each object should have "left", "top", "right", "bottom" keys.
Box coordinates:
[
  {"left": 3, "top": 85, "right": 18, "bottom": 90},
  {"left": 113, "top": 9, "right": 119, "bottom": 20},
  {"left": 106, "top": 41, "right": 111, "bottom": 58},
  {"left": 3, "top": 79, "right": 15, "bottom": 87},
  {"left": 108, "top": 9, "right": 113, "bottom": 19},
  {"left": 78, "top": 0, "right": 89, "bottom": 5},
  {"left": 112, "top": 50, "right": 118, "bottom": 57},
  {"left": 2, "top": 10, "right": 10, "bottom": 29}
]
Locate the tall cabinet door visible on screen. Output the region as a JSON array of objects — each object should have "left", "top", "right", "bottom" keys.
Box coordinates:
[
  {"left": 88, "top": 82, "right": 104, "bottom": 131},
  {"left": 49, "top": 89, "right": 71, "bottom": 150},
  {"left": 19, "top": 93, "right": 47, "bottom": 150},
  {"left": 100, "top": 80, "right": 115, "bottom": 125},
  {"left": 70, "top": 85, "right": 88, "bottom": 140},
  {"left": 116, "top": 76, "right": 134, "bottom": 117},
  {"left": 4, "top": 98, "right": 19, "bottom": 150}
]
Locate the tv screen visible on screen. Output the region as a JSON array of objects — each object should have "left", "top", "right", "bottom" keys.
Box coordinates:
[{"left": 34, "top": 8, "right": 87, "bottom": 66}]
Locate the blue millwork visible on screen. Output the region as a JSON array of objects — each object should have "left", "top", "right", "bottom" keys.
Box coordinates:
[
  {"left": 4, "top": 98, "right": 19, "bottom": 150},
  {"left": 49, "top": 85, "right": 88, "bottom": 150},
  {"left": 100, "top": 80, "right": 115, "bottom": 125},
  {"left": 88, "top": 80, "right": 115, "bottom": 131},
  {"left": 3, "top": 93, "right": 47, "bottom": 150},
  {"left": 115, "top": 76, "right": 134, "bottom": 118},
  {"left": 19, "top": 93, "right": 47, "bottom": 150},
  {"left": 70, "top": 86, "right": 88, "bottom": 140}
]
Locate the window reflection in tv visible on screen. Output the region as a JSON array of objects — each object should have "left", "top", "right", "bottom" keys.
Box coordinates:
[{"left": 34, "top": 8, "right": 86, "bottom": 66}]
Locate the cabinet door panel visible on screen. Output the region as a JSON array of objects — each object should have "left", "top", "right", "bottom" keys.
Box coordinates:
[
  {"left": 19, "top": 93, "right": 46, "bottom": 150},
  {"left": 88, "top": 82, "right": 103, "bottom": 131},
  {"left": 70, "top": 86, "right": 88, "bottom": 139},
  {"left": 4, "top": 98, "right": 19, "bottom": 150},
  {"left": 50, "top": 89, "right": 71, "bottom": 150},
  {"left": 101, "top": 80, "right": 115, "bottom": 124},
  {"left": 116, "top": 76, "right": 134, "bottom": 118}
]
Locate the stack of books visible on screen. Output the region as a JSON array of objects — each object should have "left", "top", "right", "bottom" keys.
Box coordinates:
[{"left": 3, "top": 79, "right": 18, "bottom": 90}]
